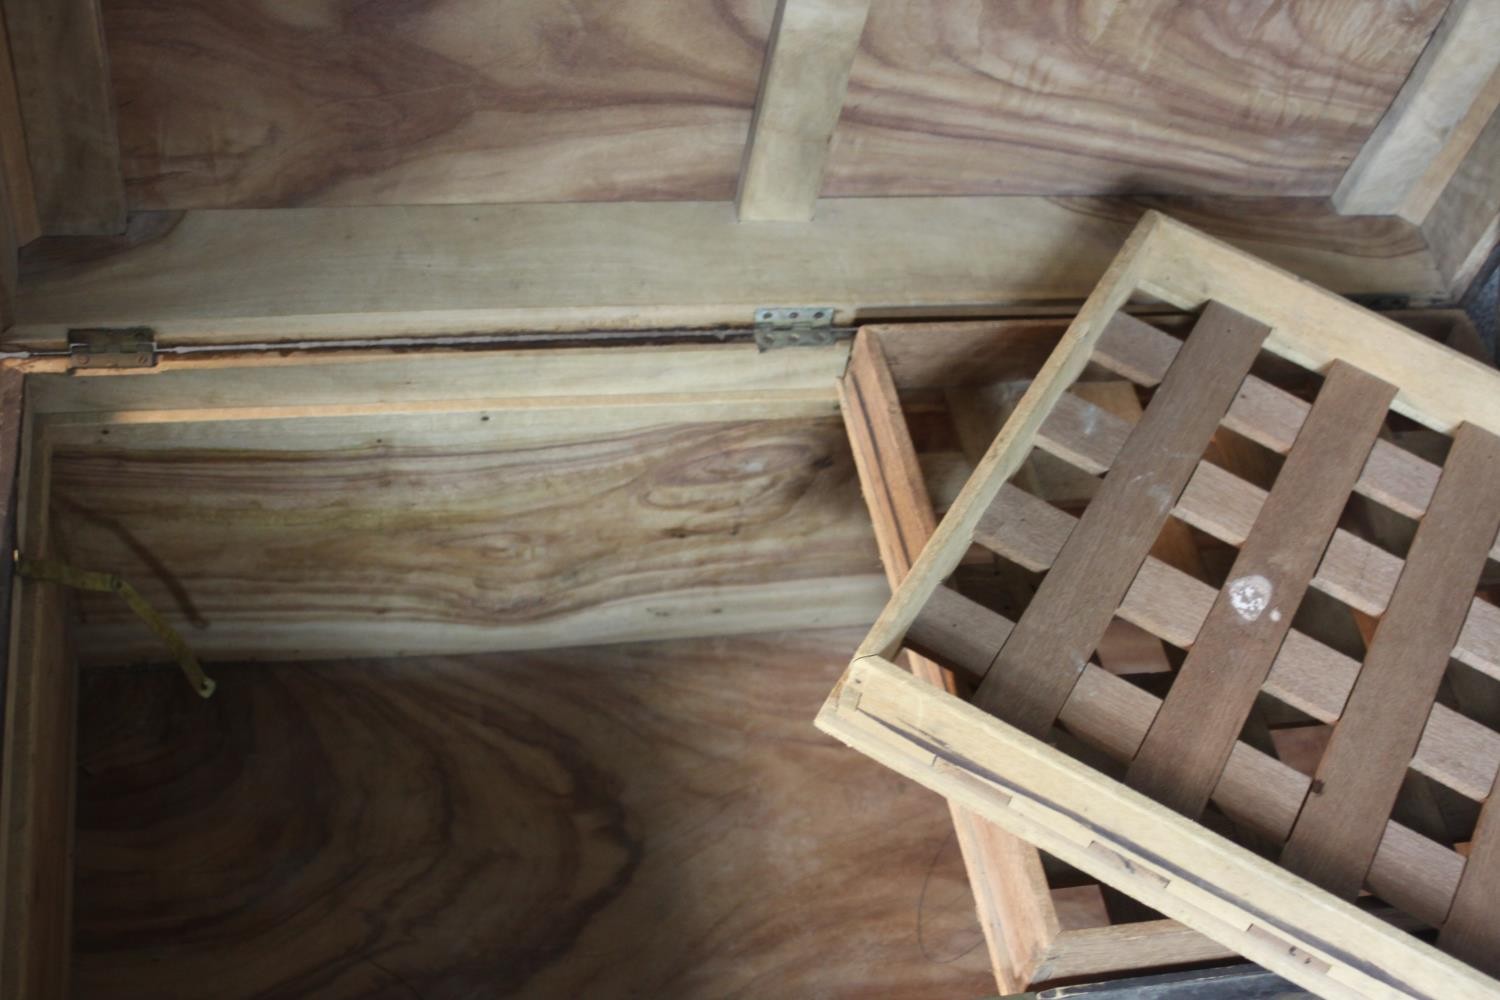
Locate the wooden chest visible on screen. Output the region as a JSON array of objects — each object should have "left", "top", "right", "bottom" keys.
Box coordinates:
[{"left": 0, "top": 1, "right": 1496, "bottom": 996}]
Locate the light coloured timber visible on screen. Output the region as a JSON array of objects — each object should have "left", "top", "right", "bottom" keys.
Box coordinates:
[
  {"left": 1332, "top": 0, "right": 1500, "bottom": 219},
  {"left": 832, "top": 213, "right": 1500, "bottom": 991},
  {"left": 817, "top": 655, "right": 1498, "bottom": 999},
  {"left": 736, "top": 0, "right": 870, "bottom": 222},
  {"left": 7, "top": 198, "right": 1447, "bottom": 349},
  {"left": 838, "top": 329, "right": 1033, "bottom": 993},
  {"left": 1423, "top": 99, "right": 1500, "bottom": 299}
]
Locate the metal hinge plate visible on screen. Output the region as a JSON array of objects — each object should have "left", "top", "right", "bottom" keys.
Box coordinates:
[
  {"left": 754, "top": 307, "right": 836, "bottom": 351},
  {"left": 68, "top": 328, "right": 158, "bottom": 370}
]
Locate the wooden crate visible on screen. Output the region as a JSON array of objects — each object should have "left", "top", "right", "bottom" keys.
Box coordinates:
[{"left": 819, "top": 210, "right": 1500, "bottom": 998}]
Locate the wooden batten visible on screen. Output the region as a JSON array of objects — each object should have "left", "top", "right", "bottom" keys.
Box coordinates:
[
  {"left": 735, "top": 0, "right": 871, "bottom": 222},
  {"left": 0, "top": 0, "right": 125, "bottom": 236},
  {"left": 6, "top": 197, "right": 1449, "bottom": 349}
]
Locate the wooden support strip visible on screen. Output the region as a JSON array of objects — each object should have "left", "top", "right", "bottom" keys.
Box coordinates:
[
  {"left": 1423, "top": 95, "right": 1500, "bottom": 300},
  {"left": 1126, "top": 363, "right": 1396, "bottom": 817},
  {"left": 1332, "top": 0, "right": 1500, "bottom": 219},
  {"left": 0, "top": 8, "right": 37, "bottom": 246},
  {"left": 1032, "top": 922, "right": 1238, "bottom": 985},
  {"left": 973, "top": 303, "right": 1269, "bottom": 734},
  {"left": 736, "top": 0, "right": 871, "bottom": 222},
  {"left": 8, "top": 202, "right": 1449, "bottom": 350},
  {"left": 0, "top": 0, "right": 126, "bottom": 235},
  {"left": 1092, "top": 311, "right": 1500, "bottom": 561},
  {"left": 968, "top": 483, "right": 1500, "bottom": 803},
  {"left": 1283, "top": 424, "right": 1500, "bottom": 898},
  {"left": 1439, "top": 769, "right": 1500, "bottom": 976},
  {"left": 818, "top": 656, "right": 1494, "bottom": 997},
  {"left": 838, "top": 331, "right": 1052, "bottom": 993}
]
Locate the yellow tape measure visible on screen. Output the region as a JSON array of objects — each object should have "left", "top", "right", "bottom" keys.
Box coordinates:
[{"left": 14, "top": 557, "right": 216, "bottom": 699}]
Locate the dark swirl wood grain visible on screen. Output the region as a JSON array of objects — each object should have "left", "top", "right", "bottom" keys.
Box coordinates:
[
  {"left": 102, "top": 0, "right": 777, "bottom": 209},
  {"left": 49, "top": 415, "right": 882, "bottom": 663},
  {"left": 72, "top": 630, "right": 994, "bottom": 998},
  {"left": 826, "top": 0, "right": 1450, "bottom": 197}
]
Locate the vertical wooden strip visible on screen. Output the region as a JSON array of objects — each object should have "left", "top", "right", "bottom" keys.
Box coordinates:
[
  {"left": 1423, "top": 100, "right": 1500, "bottom": 300},
  {"left": 973, "top": 302, "right": 1270, "bottom": 734},
  {"left": 0, "top": 9, "right": 37, "bottom": 247},
  {"left": 735, "top": 0, "right": 871, "bottom": 222},
  {"left": 1332, "top": 0, "right": 1500, "bottom": 219},
  {"left": 0, "top": 0, "right": 126, "bottom": 235},
  {"left": 838, "top": 330, "right": 1057, "bottom": 993},
  {"left": 1126, "top": 362, "right": 1396, "bottom": 817},
  {"left": 1283, "top": 424, "right": 1500, "bottom": 897},
  {"left": 1439, "top": 770, "right": 1500, "bottom": 975}
]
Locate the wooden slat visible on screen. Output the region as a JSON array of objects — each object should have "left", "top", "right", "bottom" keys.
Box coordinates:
[
  {"left": 1126, "top": 362, "right": 1396, "bottom": 817},
  {"left": 839, "top": 331, "right": 1050, "bottom": 993},
  {"left": 1033, "top": 922, "right": 1237, "bottom": 985},
  {"left": 1092, "top": 311, "right": 1500, "bottom": 561},
  {"left": 818, "top": 655, "right": 1497, "bottom": 999},
  {"left": 1332, "top": 0, "right": 1500, "bottom": 219},
  {"left": 0, "top": 8, "right": 37, "bottom": 246},
  {"left": 967, "top": 483, "right": 1500, "bottom": 804},
  {"left": 1440, "top": 770, "right": 1500, "bottom": 976},
  {"left": 973, "top": 303, "right": 1269, "bottom": 734},
  {"left": 908, "top": 590, "right": 1465, "bottom": 930},
  {"left": 0, "top": 0, "right": 125, "bottom": 235},
  {"left": 1423, "top": 97, "right": 1500, "bottom": 299},
  {"left": 7, "top": 199, "right": 1448, "bottom": 350},
  {"left": 736, "top": 0, "right": 871, "bottom": 222},
  {"left": 1282, "top": 424, "right": 1500, "bottom": 898}
]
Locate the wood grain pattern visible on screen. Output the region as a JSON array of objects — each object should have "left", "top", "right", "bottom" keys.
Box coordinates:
[
  {"left": 969, "top": 480, "right": 1500, "bottom": 806},
  {"left": 973, "top": 303, "right": 1269, "bottom": 734},
  {"left": 839, "top": 330, "right": 1042, "bottom": 993},
  {"left": 1333, "top": 0, "right": 1500, "bottom": 218},
  {"left": 736, "top": 0, "right": 870, "bottom": 221},
  {"left": 1439, "top": 769, "right": 1500, "bottom": 975},
  {"left": 824, "top": 0, "right": 1448, "bottom": 198},
  {"left": 1283, "top": 424, "right": 1500, "bottom": 898},
  {"left": 7, "top": 197, "right": 1446, "bottom": 349},
  {"left": 72, "top": 630, "right": 996, "bottom": 999},
  {"left": 1, "top": 0, "right": 126, "bottom": 234},
  {"left": 104, "top": 0, "right": 776, "bottom": 209},
  {"left": 48, "top": 411, "right": 885, "bottom": 664},
  {"left": 1126, "top": 362, "right": 1395, "bottom": 817}
]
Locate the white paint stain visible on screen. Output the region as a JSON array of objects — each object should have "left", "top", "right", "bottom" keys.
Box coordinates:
[
  {"left": 1270, "top": 609, "right": 1282, "bottom": 623},
  {"left": 1227, "top": 574, "right": 1273, "bottom": 622}
]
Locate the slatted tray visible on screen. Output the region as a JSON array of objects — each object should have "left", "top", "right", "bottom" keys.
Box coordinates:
[{"left": 817, "top": 211, "right": 1500, "bottom": 1000}]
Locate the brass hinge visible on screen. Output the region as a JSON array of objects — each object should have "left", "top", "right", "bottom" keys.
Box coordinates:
[
  {"left": 67, "top": 327, "right": 158, "bottom": 370},
  {"left": 753, "top": 307, "right": 836, "bottom": 351}
]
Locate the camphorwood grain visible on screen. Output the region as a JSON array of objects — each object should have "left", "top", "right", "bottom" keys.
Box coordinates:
[
  {"left": 736, "top": 0, "right": 870, "bottom": 221},
  {"left": 72, "top": 631, "right": 997, "bottom": 999},
  {"left": 973, "top": 303, "right": 1269, "bottom": 734},
  {"left": 47, "top": 411, "right": 885, "bottom": 665},
  {"left": 103, "top": 0, "right": 777, "bottom": 210},
  {"left": 824, "top": 0, "right": 1448, "bottom": 199},
  {"left": 1282, "top": 424, "right": 1500, "bottom": 898},
  {"left": 1126, "top": 362, "right": 1396, "bottom": 817}
]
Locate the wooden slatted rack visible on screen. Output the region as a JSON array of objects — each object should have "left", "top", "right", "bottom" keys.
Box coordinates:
[{"left": 819, "top": 211, "right": 1500, "bottom": 999}]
